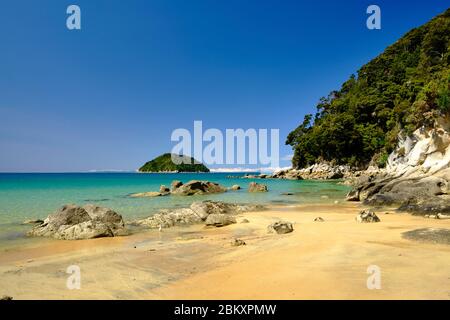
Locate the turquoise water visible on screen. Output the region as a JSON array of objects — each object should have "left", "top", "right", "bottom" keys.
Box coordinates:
[{"left": 0, "top": 172, "right": 350, "bottom": 243}]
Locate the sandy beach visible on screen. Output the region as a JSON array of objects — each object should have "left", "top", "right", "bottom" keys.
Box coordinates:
[{"left": 1, "top": 202, "right": 450, "bottom": 300}]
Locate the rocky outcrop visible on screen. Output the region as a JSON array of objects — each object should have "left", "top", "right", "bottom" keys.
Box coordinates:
[
  {"left": 27, "top": 204, "right": 126, "bottom": 240},
  {"left": 248, "top": 182, "right": 268, "bottom": 192},
  {"left": 171, "top": 180, "right": 227, "bottom": 196},
  {"left": 347, "top": 125, "right": 450, "bottom": 214},
  {"left": 130, "top": 180, "right": 227, "bottom": 198},
  {"left": 131, "top": 200, "right": 263, "bottom": 229},
  {"left": 271, "top": 163, "right": 353, "bottom": 180},
  {"left": 267, "top": 221, "right": 294, "bottom": 234}
]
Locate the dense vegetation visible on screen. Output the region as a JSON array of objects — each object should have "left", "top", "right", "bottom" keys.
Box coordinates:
[
  {"left": 287, "top": 8, "right": 450, "bottom": 169},
  {"left": 139, "top": 153, "right": 210, "bottom": 172}
]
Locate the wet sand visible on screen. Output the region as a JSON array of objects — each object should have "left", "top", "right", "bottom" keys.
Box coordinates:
[{"left": 1, "top": 202, "right": 450, "bottom": 299}]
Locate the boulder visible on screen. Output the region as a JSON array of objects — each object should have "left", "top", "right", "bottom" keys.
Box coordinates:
[
  {"left": 268, "top": 221, "right": 294, "bottom": 234},
  {"left": 171, "top": 180, "right": 227, "bottom": 196},
  {"left": 133, "top": 208, "right": 202, "bottom": 229},
  {"left": 248, "top": 182, "right": 268, "bottom": 192},
  {"left": 190, "top": 201, "right": 233, "bottom": 220},
  {"left": 27, "top": 204, "right": 126, "bottom": 240},
  {"left": 56, "top": 221, "right": 114, "bottom": 240},
  {"left": 205, "top": 214, "right": 236, "bottom": 227},
  {"left": 131, "top": 201, "right": 263, "bottom": 229},
  {"left": 314, "top": 217, "right": 325, "bottom": 222},
  {"left": 240, "top": 218, "right": 250, "bottom": 223},
  {"left": 355, "top": 210, "right": 380, "bottom": 223},
  {"left": 230, "top": 185, "right": 241, "bottom": 190}
]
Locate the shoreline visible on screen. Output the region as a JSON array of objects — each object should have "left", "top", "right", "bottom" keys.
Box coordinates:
[{"left": 1, "top": 202, "right": 450, "bottom": 299}]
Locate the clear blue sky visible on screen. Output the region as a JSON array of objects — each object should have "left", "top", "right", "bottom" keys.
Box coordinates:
[{"left": 0, "top": 0, "right": 449, "bottom": 172}]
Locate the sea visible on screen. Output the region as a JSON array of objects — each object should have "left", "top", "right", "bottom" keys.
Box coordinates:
[{"left": 0, "top": 172, "right": 350, "bottom": 245}]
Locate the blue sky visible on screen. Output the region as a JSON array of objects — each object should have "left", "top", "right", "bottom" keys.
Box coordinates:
[{"left": 0, "top": 0, "right": 449, "bottom": 172}]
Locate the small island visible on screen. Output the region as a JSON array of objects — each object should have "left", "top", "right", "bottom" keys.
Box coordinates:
[{"left": 138, "top": 153, "right": 210, "bottom": 173}]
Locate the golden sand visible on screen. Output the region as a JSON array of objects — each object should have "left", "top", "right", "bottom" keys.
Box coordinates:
[{"left": 1, "top": 202, "right": 450, "bottom": 299}]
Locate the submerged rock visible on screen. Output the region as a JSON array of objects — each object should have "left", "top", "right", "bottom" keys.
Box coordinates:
[
  {"left": 248, "top": 182, "right": 268, "bottom": 192},
  {"left": 355, "top": 210, "right": 380, "bottom": 223},
  {"left": 268, "top": 221, "right": 294, "bottom": 234},
  {"left": 27, "top": 204, "right": 126, "bottom": 240},
  {"left": 130, "top": 191, "right": 165, "bottom": 198}
]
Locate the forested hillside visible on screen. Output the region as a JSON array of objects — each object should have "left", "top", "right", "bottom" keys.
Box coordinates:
[{"left": 287, "top": 8, "right": 450, "bottom": 169}]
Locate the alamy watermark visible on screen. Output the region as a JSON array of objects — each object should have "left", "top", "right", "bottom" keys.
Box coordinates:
[
  {"left": 367, "top": 5, "right": 381, "bottom": 30},
  {"left": 66, "top": 265, "right": 81, "bottom": 290},
  {"left": 366, "top": 265, "right": 381, "bottom": 290},
  {"left": 66, "top": 5, "right": 81, "bottom": 30},
  {"left": 171, "top": 121, "right": 280, "bottom": 168}
]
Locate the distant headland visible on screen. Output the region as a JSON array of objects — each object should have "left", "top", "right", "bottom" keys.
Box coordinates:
[{"left": 138, "top": 153, "right": 210, "bottom": 173}]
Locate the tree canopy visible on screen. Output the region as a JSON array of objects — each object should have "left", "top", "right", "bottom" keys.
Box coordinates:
[{"left": 287, "top": 8, "right": 450, "bottom": 169}]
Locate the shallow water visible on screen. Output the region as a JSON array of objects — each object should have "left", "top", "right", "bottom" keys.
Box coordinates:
[{"left": 0, "top": 172, "right": 350, "bottom": 244}]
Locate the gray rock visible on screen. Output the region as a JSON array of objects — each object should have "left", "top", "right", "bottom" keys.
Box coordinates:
[
  {"left": 133, "top": 208, "right": 201, "bottom": 229},
  {"left": 171, "top": 180, "right": 227, "bottom": 196},
  {"left": 27, "top": 204, "right": 126, "bottom": 240},
  {"left": 190, "top": 200, "right": 233, "bottom": 220},
  {"left": 402, "top": 228, "right": 450, "bottom": 245},
  {"left": 248, "top": 182, "right": 268, "bottom": 192},
  {"left": 132, "top": 201, "right": 262, "bottom": 229},
  {"left": 205, "top": 214, "right": 236, "bottom": 227},
  {"left": 355, "top": 210, "right": 380, "bottom": 223},
  {"left": 268, "top": 221, "right": 294, "bottom": 234},
  {"left": 56, "top": 221, "right": 113, "bottom": 240},
  {"left": 345, "top": 189, "right": 360, "bottom": 201}
]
